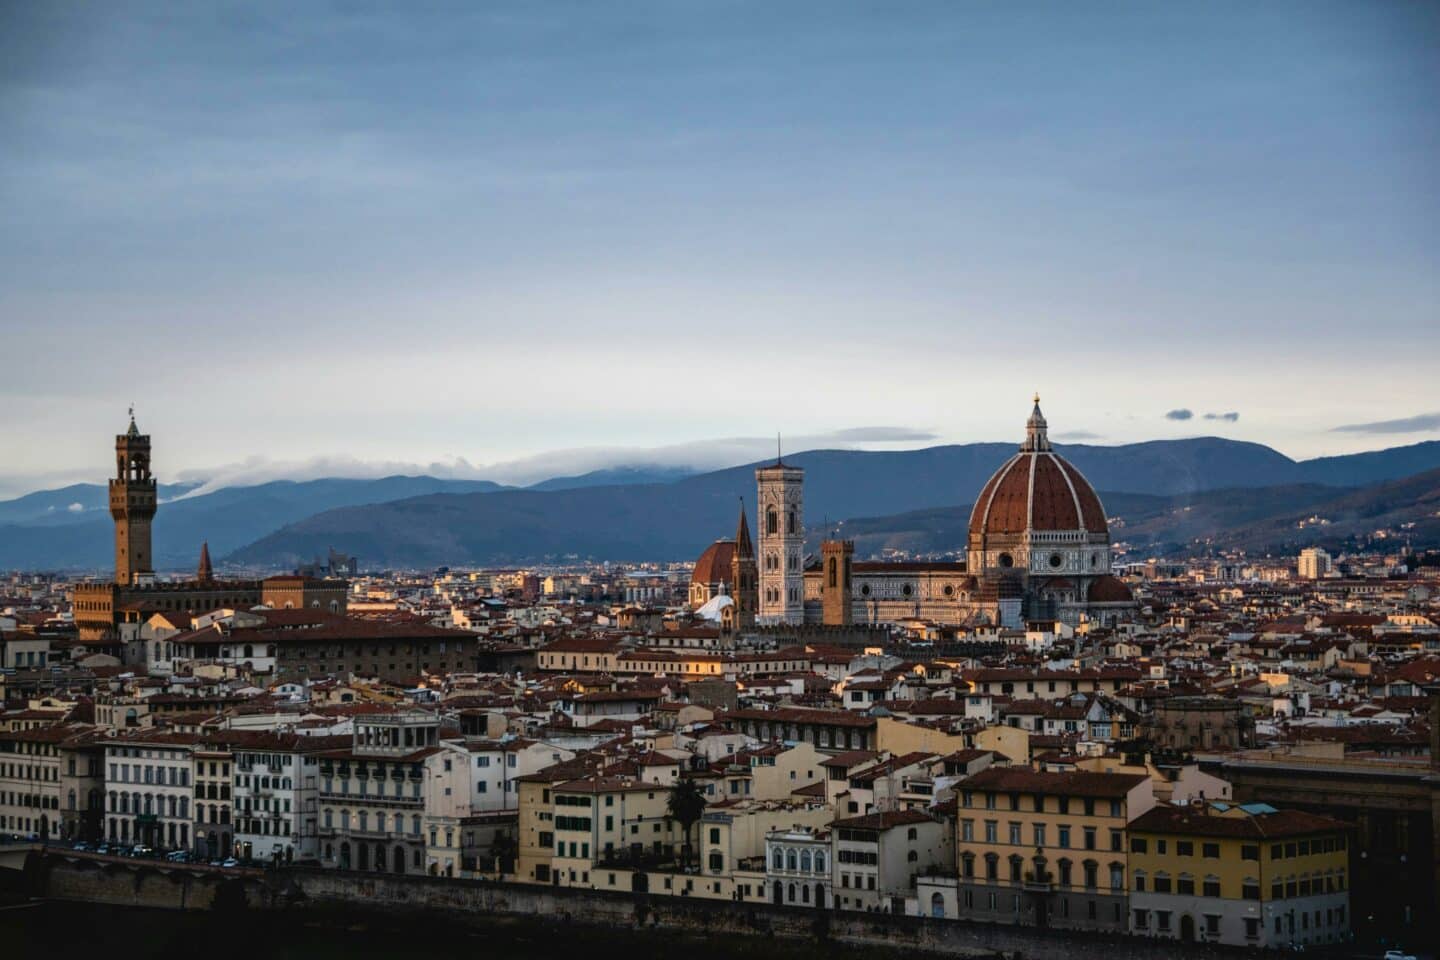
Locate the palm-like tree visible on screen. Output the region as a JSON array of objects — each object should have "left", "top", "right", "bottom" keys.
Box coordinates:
[{"left": 666, "top": 778, "right": 708, "bottom": 871}]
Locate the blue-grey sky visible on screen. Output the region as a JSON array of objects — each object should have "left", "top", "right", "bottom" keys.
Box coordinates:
[{"left": 2, "top": 1, "right": 1437, "bottom": 496}]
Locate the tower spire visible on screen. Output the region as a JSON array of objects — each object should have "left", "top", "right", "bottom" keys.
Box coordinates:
[
  {"left": 734, "top": 498, "right": 754, "bottom": 558},
  {"left": 197, "top": 541, "right": 214, "bottom": 583}
]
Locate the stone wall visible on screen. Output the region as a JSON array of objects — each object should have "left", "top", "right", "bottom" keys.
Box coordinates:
[{"left": 31, "top": 855, "right": 1263, "bottom": 960}]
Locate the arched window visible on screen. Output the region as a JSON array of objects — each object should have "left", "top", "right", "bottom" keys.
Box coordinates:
[
  {"left": 907, "top": 827, "right": 918, "bottom": 840},
  {"left": 984, "top": 853, "right": 998, "bottom": 881},
  {"left": 828, "top": 558, "right": 837, "bottom": 588},
  {"left": 772, "top": 848, "right": 783, "bottom": 870},
  {"left": 908, "top": 850, "right": 919, "bottom": 862},
  {"left": 800, "top": 850, "right": 812, "bottom": 872},
  {"left": 766, "top": 509, "right": 778, "bottom": 535},
  {"left": 787, "top": 511, "right": 795, "bottom": 534},
  {"left": 243, "top": 645, "right": 253, "bottom": 659},
  {"left": 786, "top": 849, "right": 797, "bottom": 871},
  {"left": 814, "top": 851, "right": 825, "bottom": 873}
]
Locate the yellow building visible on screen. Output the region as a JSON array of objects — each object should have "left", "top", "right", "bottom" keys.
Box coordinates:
[
  {"left": 954, "top": 767, "right": 1154, "bottom": 933},
  {"left": 514, "top": 759, "right": 597, "bottom": 884},
  {"left": 549, "top": 777, "right": 682, "bottom": 889},
  {"left": 1127, "top": 801, "right": 1350, "bottom": 948}
]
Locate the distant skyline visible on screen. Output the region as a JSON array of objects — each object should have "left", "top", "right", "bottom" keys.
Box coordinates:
[{"left": 2, "top": 2, "right": 1437, "bottom": 496}]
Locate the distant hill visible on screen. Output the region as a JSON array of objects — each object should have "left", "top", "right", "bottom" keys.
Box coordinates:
[
  {"left": 10, "top": 436, "right": 1440, "bottom": 572},
  {"left": 0, "top": 475, "right": 504, "bottom": 571},
  {"left": 814, "top": 472, "right": 1440, "bottom": 559},
  {"left": 0, "top": 481, "right": 199, "bottom": 526},
  {"left": 528, "top": 465, "right": 698, "bottom": 491},
  {"left": 226, "top": 438, "right": 1440, "bottom": 568}
]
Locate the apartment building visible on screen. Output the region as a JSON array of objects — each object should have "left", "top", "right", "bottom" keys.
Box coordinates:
[
  {"left": 832, "top": 809, "right": 952, "bottom": 913},
  {"left": 1128, "top": 801, "right": 1351, "bottom": 948},
  {"left": 0, "top": 723, "right": 101, "bottom": 842},
  {"left": 191, "top": 742, "right": 232, "bottom": 860},
  {"left": 103, "top": 730, "right": 197, "bottom": 850},
  {"left": 318, "top": 713, "right": 439, "bottom": 873},
  {"left": 549, "top": 777, "right": 682, "bottom": 888},
  {"left": 232, "top": 732, "right": 333, "bottom": 862},
  {"left": 954, "top": 768, "right": 1155, "bottom": 932}
]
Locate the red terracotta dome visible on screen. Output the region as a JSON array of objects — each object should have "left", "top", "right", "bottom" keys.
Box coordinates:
[
  {"left": 691, "top": 539, "right": 736, "bottom": 587},
  {"left": 1087, "top": 575, "right": 1133, "bottom": 604},
  {"left": 969, "top": 399, "right": 1107, "bottom": 539}
]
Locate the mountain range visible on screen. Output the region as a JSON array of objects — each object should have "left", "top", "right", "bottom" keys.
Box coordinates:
[{"left": 4, "top": 437, "right": 1439, "bottom": 572}]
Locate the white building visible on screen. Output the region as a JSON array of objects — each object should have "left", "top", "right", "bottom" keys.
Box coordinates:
[
  {"left": 104, "top": 731, "right": 196, "bottom": 851},
  {"left": 1298, "top": 548, "right": 1333, "bottom": 580},
  {"left": 231, "top": 732, "right": 331, "bottom": 862},
  {"left": 765, "top": 826, "right": 833, "bottom": 908}
]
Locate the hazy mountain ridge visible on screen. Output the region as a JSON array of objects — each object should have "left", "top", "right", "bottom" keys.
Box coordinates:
[
  {"left": 0, "top": 476, "right": 504, "bottom": 570},
  {"left": 6, "top": 437, "right": 1440, "bottom": 571},
  {"left": 226, "top": 439, "right": 1440, "bottom": 568}
]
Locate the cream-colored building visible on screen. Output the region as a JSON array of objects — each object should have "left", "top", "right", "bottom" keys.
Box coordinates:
[{"left": 953, "top": 767, "right": 1155, "bottom": 933}]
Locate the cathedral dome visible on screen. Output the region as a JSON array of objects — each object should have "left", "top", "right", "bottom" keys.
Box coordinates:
[
  {"left": 968, "top": 398, "right": 1107, "bottom": 541},
  {"left": 691, "top": 539, "right": 736, "bottom": 587}
]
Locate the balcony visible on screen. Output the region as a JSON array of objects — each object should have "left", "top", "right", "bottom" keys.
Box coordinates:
[{"left": 1023, "top": 871, "right": 1055, "bottom": 893}]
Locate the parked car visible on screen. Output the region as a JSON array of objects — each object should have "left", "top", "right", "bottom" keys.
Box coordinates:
[
  {"left": 1382, "top": 951, "right": 1417, "bottom": 960},
  {"left": 95, "top": 844, "right": 110, "bottom": 855},
  {"left": 220, "top": 857, "right": 239, "bottom": 868},
  {"left": 165, "top": 850, "right": 191, "bottom": 862},
  {"left": 71, "top": 842, "right": 91, "bottom": 852}
]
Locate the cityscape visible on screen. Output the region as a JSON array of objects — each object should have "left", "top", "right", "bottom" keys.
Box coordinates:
[{"left": 3, "top": 4, "right": 1437, "bottom": 960}]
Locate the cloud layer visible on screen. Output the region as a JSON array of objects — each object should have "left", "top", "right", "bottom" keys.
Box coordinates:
[
  {"left": 166, "top": 426, "right": 942, "bottom": 497},
  {"left": 1165, "top": 409, "right": 1194, "bottom": 421},
  {"left": 1333, "top": 412, "right": 1440, "bottom": 434}
]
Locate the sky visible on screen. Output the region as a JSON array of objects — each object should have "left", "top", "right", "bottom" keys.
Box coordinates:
[{"left": 1, "top": 1, "right": 1438, "bottom": 497}]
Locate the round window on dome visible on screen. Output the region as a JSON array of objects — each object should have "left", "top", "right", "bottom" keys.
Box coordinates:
[
  {"left": 860, "top": 585, "right": 871, "bottom": 597},
  {"left": 1090, "top": 554, "right": 1099, "bottom": 568},
  {"left": 902, "top": 584, "right": 913, "bottom": 597},
  {"left": 998, "top": 553, "right": 1014, "bottom": 569},
  {"left": 943, "top": 585, "right": 954, "bottom": 597},
  {"left": 1049, "top": 553, "right": 1063, "bottom": 569}
]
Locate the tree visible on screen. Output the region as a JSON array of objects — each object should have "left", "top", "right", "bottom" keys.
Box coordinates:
[
  {"left": 666, "top": 778, "right": 707, "bottom": 871},
  {"left": 491, "top": 830, "right": 517, "bottom": 875}
]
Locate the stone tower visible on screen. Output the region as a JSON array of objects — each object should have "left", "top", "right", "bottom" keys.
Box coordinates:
[
  {"left": 109, "top": 409, "right": 156, "bottom": 586},
  {"left": 820, "top": 539, "right": 854, "bottom": 626},
  {"left": 756, "top": 449, "right": 804, "bottom": 625},
  {"left": 730, "top": 502, "right": 758, "bottom": 631}
]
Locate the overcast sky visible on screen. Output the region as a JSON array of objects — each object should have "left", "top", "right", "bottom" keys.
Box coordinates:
[{"left": 2, "top": 1, "right": 1438, "bottom": 496}]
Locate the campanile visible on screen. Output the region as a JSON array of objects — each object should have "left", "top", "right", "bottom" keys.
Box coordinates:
[{"left": 110, "top": 408, "right": 156, "bottom": 586}]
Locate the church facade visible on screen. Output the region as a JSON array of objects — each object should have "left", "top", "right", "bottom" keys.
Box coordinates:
[{"left": 690, "top": 399, "right": 1135, "bottom": 631}]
